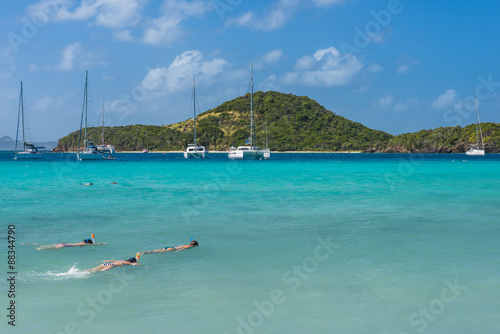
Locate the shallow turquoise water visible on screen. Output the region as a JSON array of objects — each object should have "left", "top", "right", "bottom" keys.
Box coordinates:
[{"left": 1, "top": 153, "right": 499, "bottom": 333}]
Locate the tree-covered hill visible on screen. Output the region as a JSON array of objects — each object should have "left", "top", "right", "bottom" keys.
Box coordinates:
[
  {"left": 55, "top": 91, "right": 393, "bottom": 152},
  {"left": 54, "top": 91, "right": 500, "bottom": 153},
  {"left": 382, "top": 122, "right": 500, "bottom": 153}
]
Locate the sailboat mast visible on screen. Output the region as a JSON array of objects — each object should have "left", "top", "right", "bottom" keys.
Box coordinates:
[
  {"left": 474, "top": 94, "right": 484, "bottom": 149},
  {"left": 84, "top": 70, "right": 88, "bottom": 145},
  {"left": 101, "top": 96, "right": 104, "bottom": 146},
  {"left": 193, "top": 78, "right": 197, "bottom": 147},
  {"left": 250, "top": 63, "right": 253, "bottom": 147},
  {"left": 21, "top": 82, "right": 26, "bottom": 150},
  {"left": 266, "top": 120, "right": 268, "bottom": 148},
  {"left": 15, "top": 82, "right": 23, "bottom": 153}
]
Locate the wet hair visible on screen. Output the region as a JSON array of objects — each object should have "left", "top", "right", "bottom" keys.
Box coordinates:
[
  {"left": 190, "top": 240, "right": 199, "bottom": 247},
  {"left": 83, "top": 239, "right": 93, "bottom": 244},
  {"left": 126, "top": 257, "right": 137, "bottom": 263}
]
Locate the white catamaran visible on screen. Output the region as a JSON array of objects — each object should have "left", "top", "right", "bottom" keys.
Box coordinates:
[
  {"left": 77, "top": 71, "right": 104, "bottom": 161},
  {"left": 228, "top": 64, "right": 270, "bottom": 160},
  {"left": 14, "top": 82, "right": 45, "bottom": 160},
  {"left": 184, "top": 79, "right": 208, "bottom": 158},
  {"left": 466, "top": 95, "right": 485, "bottom": 156}
]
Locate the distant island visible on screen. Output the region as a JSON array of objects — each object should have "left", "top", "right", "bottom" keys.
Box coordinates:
[
  {"left": 54, "top": 91, "right": 500, "bottom": 153},
  {"left": 0, "top": 136, "right": 58, "bottom": 151}
]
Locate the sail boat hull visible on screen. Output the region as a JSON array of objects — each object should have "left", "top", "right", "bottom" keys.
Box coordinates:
[
  {"left": 184, "top": 144, "right": 208, "bottom": 158},
  {"left": 228, "top": 146, "right": 270, "bottom": 160},
  {"left": 465, "top": 148, "right": 485, "bottom": 156}
]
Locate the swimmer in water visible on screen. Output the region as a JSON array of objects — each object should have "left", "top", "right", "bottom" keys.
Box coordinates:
[
  {"left": 136, "top": 240, "right": 198, "bottom": 257},
  {"left": 86, "top": 257, "right": 140, "bottom": 273},
  {"left": 83, "top": 182, "right": 93, "bottom": 186},
  {"left": 24, "top": 235, "right": 106, "bottom": 250}
]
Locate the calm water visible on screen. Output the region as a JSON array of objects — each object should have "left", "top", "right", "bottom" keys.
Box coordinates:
[{"left": 1, "top": 152, "right": 499, "bottom": 334}]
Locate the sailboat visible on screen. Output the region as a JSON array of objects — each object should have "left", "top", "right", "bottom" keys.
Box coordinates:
[
  {"left": 184, "top": 79, "right": 208, "bottom": 158},
  {"left": 77, "top": 71, "right": 104, "bottom": 161},
  {"left": 96, "top": 97, "right": 116, "bottom": 157},
  {"left": 141, "top": 131, "right": 149, "bottom": 153},
  {"left": 228, "top": 64, "right": 271, "bottom": 160},
  {"left": 14, "top": 81, "right": 45, "bottom": 160},
  {"left": 466, "top": 95, "right": 485, "bottom": 156}
]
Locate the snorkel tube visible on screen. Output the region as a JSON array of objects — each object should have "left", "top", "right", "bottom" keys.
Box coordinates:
[{"left": 91, "top": 234, "right": 95, "bottom": 244}]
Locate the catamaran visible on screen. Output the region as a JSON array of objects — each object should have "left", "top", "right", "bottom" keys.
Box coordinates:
[
  {"left": 228, "top": 64, "right": 270, "bottom": 160},
  {"left": 77, "top": 71, "right": 104, "bottom": 161},
  {"left": 14, "top": 82, "right": 45, "bottom": 160},
  {"left": 184, "top": 79, "right": 208, "bottom": 158},
  {"left": 466, "top": 95, "right": 485, "bottom": 156}
]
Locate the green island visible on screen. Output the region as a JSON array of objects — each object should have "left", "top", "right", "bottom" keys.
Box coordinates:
[{"left": 54, "top": 91, "right": 500, "bottom": 153}]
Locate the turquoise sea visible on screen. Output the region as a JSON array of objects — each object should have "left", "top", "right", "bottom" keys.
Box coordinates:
[{"left": 1, "top": 152, "right": 499, "bottom": 334}]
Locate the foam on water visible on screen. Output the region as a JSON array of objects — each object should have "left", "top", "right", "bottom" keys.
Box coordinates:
[{"left": 26, "top": 265, "right": 91, "bottom": 280}]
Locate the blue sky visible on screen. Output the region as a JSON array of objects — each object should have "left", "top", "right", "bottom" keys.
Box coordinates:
[{"left": 1, "top": 0, "right": 500, "bottom": 141}]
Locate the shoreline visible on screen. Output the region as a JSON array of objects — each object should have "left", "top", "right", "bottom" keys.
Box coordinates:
[
  {"left": 115, "top": 150, "right": 365, "bottom": 154},
  {"left": 5, "top": 150, "right": 496, "bottom": 154}
]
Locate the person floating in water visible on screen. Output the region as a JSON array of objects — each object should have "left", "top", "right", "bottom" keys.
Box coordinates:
[
  {"left": 23, "top": 234, "right": 106, "bottom": 250},
  {"left": 86, "top": 257, "right": 140, "bottom": 273},
  {"left": 136, "top": 240, "right": 198, "bottom": 257}
]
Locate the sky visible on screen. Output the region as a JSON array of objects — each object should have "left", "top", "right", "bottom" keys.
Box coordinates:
[{"left": 1, "top": 0, "right": 500, "bottom": 142}]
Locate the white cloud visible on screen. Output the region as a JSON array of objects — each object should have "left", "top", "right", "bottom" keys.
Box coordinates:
[
  {"left": 141, "top": 0, "right": 211, "bottom": 45},
  {"left": 107, "top": 50, "right": 249, "bottom": 120},
  {"left": 431, "top": 89, "right": 458, "bottom": 110},
  {"left": 368, "top": 63, "right": 383, "bottom": 73},
  {"left": 282, "top": 47, "right": 364, "bottom": 87},
  {"left": 226, "top": 0, "right": 298, "bottom": 31},
  {"left": 113, "top": 29, "right": 136, "bottom": 42},
  {"left": 368, "top": 27, "right": 393, "bottom": 44},
  {"left": 140, "top": 50, "right": 229, "bottom": 93},
  {"left": 353, "top": 84, "right": 369, "bottom": 94},
  {"left": 377, "top": 95, "right": 394, "bottom": 108},
  {"left": 313, "top": 0, "right": 345, "bottom": 7},
  {"left": 394, "top": 98, "right": 418, "bottom": 112},
  {"left": 253, "top": 49, "right": 284, "bottom": 70},
  {"left": 27, "top": 0, "right": 145, "bottom": 29},
  {"left": 47, "top": 42, "right": 106, "bottom": 71},
  {"left": 396, "top": 64, "right": 410, "bottom": 74},
  {"left": 225, "top": 0, "right": 347, "bottom": 31},
  {"left": 26, "top": 0, "right": 210, "bottom": 45},
  {"left": 31, "top": 94, "right": 70, "bottom": 112},
  {"left": 396, "top": 55, "right": 419, "bottom": 74},
  {"left": 259, "top": 75, "right": 279, "bottom": 91}
]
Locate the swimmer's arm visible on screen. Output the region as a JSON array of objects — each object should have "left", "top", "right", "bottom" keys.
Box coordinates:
[
  {"left": 139, "top": 249, "right": 164, "bottom": 255},
  {"left": 22, "top": 242, "right": 42, "bottom": 246},
  {"left": 92, "top": 243, "right": 107, "bottom": 245}
]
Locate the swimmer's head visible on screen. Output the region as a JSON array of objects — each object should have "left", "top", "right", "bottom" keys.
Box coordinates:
[
  {"left": 126, "top": 257, "right": 137, "bottom": 263},
  {"left": 83, "top": 239, "right": 93, "bottom": 244},
  {"left": 190, "top": 240, "right": 199, "bottom": 247}
]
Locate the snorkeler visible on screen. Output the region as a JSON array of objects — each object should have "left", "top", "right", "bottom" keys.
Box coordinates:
[
  {"left": 23, "top": 234, "right": 106, "bottom": 250},
  {"left": 86, "top": 257, "right": 141, "bottom": 273},
  {"left": 136, "top": 240, "right": 198, "bottom": 257}
]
